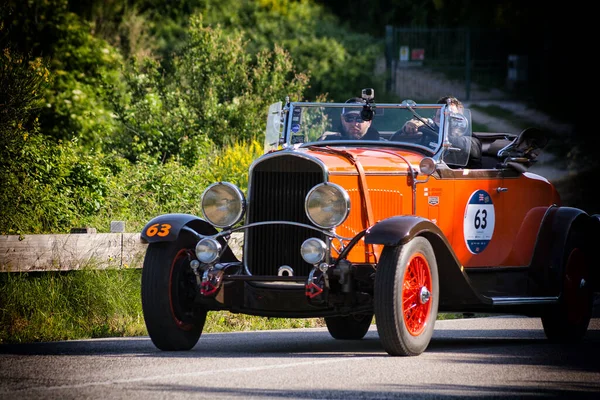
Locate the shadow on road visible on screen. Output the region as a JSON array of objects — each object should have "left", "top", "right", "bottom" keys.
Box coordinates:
[{"left": 1, "top": 318, "right": 598, "bottom": 364}]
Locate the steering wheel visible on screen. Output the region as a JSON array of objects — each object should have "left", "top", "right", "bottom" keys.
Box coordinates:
[{"left": 419, "top": 127, "right": 438, "bottom": 148}]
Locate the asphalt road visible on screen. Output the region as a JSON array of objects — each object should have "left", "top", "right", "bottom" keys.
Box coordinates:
[{"left": 1, "top": 316, "right": 599, "bottom": 399}]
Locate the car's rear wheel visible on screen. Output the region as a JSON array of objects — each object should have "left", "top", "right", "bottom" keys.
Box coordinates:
[
  {"left": 375, "top": 237, "right": 439, "bottom": 356},
  {"left": 142, "top": 235, "right": 206, "bottom": 351},
  {"left": 541, "top": 230, "right": 593, "bottom": 342},
  {"left": 325, "top": 313, "right": 373, "bottom": 340}
]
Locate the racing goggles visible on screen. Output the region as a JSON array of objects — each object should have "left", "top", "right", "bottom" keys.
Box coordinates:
[{"left": 342, "top": 114, "right": 364, "bottom": 123}]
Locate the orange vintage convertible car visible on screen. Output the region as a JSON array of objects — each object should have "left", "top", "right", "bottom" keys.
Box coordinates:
[{"left": 140, "top": 89, "right": 599, "bottom": 356}]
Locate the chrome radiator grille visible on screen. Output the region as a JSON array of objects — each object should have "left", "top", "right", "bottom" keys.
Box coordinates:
[{"left": 245, "top": 155, "right": 325, "bottom": 277}]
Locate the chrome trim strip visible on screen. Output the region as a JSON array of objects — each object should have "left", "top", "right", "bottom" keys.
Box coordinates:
[
  {"left": 289, "top": 101, "right": 442, "bottom": 109},
  {"left": 491, "top": 296, "right": 559, "bottom": 305},
  {"left": 206, "top": 221, "right": 353, "bottom": 242},
  {"left": 247, "top": 150, "right": 330, "bottom": 185}
]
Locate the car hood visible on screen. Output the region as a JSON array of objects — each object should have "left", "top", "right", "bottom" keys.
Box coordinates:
[{"left": 299, "top": 146, "right": 426, "bottom": 175}]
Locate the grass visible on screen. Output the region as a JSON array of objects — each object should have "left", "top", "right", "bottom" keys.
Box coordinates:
[
  {"left": 0, "top": 269, "right": 329, "bottom": 344},
  {"left": 0, "top": 269, "right": 146, "bottom": 343}
]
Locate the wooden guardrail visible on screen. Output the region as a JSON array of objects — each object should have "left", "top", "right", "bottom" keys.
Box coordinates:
[{"left": 0, "top": 233, "right": 243, "bottom": 273}]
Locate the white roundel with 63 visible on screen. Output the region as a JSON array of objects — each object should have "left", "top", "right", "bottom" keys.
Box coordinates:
[{"left": 463, "top": 189, "right": 495, "bottom": 254}]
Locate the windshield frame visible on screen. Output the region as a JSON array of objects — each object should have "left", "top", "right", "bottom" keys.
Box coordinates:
[
  {"left": 264, "top": 100, "right": 473, "bottom": 167},
  {"left": 286, "top": 102, "right": 444, "bottom": 153}
]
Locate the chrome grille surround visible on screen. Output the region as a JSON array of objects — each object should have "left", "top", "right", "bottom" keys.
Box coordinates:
[{"left": 244, "top": 152, "right": 328, "bottom": 277}]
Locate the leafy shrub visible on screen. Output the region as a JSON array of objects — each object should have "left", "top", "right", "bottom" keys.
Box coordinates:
[
  {"left": 205, "top": 139, "right": 263, "bottom": 191},
  {"left": 111, "top": 15, "right": 308, "bottom": 165},
  {"left": 80, "top": 140, "right": 262, "bottom": 233},
  {"left": 2, "top": 0, "right": 124, "bottom": 149},
  {"left": 193, "top": 0, "right": 385, "bottom": 101}
]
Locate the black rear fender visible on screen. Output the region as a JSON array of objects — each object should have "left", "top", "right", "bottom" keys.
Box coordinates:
[
  {"left": 365, "top": 216, "right": 489, "bottom": 308},
  {"left": 530, "top": 207, "right": 599, "bottom": 295},
  {"left": 591, "top": 214, "right": 600, "bottom": 291}
]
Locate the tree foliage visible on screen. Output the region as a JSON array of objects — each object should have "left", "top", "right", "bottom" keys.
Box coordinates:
[
  {"left": 2, "top": 0, "right": 124, "bottom": 149},
  {"left": 110, "top": 14, "right": 308, "bottom": 165},
  {"left": 0, "top": 0, "right": 408, "bottom": 234}
]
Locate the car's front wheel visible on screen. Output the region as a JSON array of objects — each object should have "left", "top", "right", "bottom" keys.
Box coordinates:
[
  {"left": 141, "top": 235, "right": 206, "bottom": 351},
  {"left": 325, "top": 313, "right": 373, "bottom": 340},
  {"left": 374, "top": 237, "right": 439, "bottom": 356}
]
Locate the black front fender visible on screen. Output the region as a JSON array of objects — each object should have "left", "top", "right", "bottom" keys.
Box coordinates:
[
  {"left": 140, "top": 213, "right": 218, "bottom": 244},
  {"left": 365, "top": 215, "right": 489, "bottom": 308},
  {"left": 364, "top": 215, "right": 446, "bottom": 246}
]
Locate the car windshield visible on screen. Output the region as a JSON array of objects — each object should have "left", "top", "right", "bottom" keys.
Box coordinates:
[
  {"left": 270, "top": 102, "right": 473, "bottom": 167},
  {"left": 287, "top": 102, "right": 442, "bottom": 148}
]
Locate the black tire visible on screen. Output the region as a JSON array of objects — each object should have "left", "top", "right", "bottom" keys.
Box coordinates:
[
  {"left": 374, "top": 237, "right": 439, "bottom": 356},
  {"left": 325, "top": 313, "right": 373, "bottom": 340},
  {"left": 541, "top": 230, "right": 593, "bottom": 343},
  {"left": 141, "top": 235, "right": 206, "bottom": 351}
]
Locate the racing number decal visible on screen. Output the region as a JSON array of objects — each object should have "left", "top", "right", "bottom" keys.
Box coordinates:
[
  {"left": 146, "top": 223, "right": 172, "bottom": 238},
  {"left": 463, "top": 190, "right": 495, "bottom": 254},
  {"left": 473, "top": 209, "right": 488, "bottom": 230}
]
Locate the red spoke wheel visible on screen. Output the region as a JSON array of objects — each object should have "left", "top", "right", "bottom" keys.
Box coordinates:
[
  {"left": 375, "top": 237, "right": 439, "bottom": 356},
  {"left": 142, "top": 234, "right": 206, "bottom": 351},
  {"left": 402, "top": 253, "right": 433, "bottom": 336}
]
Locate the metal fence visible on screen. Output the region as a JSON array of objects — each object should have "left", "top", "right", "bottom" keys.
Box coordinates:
[{"left": 385, "top": 26, "right": 519, "bottom": 102}]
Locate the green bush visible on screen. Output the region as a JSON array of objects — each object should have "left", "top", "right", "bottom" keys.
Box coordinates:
[
  {"left": 0, "top": 45, "right": 77, "bottom": 234},
  {"left": 110, "top": 14, "right": 308, "bottom": 165},
  {"left": 2, "top": 0, "right": 124, "bottom": 149},
  {"left": 75, "top": 139, "right": 261, "bottom": 233},
  {"left": 0, "top": 45, "right": 111, "bottom": 234},
  {"left": 192, "top": 0, "right": 385, "bottom": 101}
]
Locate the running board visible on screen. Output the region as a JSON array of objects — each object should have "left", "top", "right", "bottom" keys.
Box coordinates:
[{"left": 491, "top": 296, "right": 559, "bottom": 305}]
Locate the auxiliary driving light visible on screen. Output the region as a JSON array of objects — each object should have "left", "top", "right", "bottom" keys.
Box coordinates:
[
  {"left": 300, "top": 238, "right": 327, "bottom": 264},
  {"left": 195, "top": 238, "right": 222, "bottom": 264}
]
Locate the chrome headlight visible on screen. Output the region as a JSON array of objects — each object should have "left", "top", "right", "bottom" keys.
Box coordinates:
[
  {"left": 305, "top": 183, "right": 350, "bottom": 229},
  {"left": 195, "top": 238, "right": 222, "bottom": 264},
  {"left": 301, "top": 238, "right": 327, "bottom": 264},
  {"left": 201, "top": 182, "right": 245, "bottom": 228}
]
